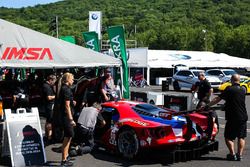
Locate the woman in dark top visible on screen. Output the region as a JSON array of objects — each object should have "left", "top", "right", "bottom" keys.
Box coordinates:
[{"left": 58, "top": 72, "right": 75, "bottom": 166}]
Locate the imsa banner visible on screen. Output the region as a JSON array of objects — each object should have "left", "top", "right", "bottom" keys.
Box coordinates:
[
  {"left": 82, "top": 31, "right": 100, "bottom": 52},
  {"left": 89, "top": 11, "right": 102, "bottom": 40},
  {"left": 108, "top": 25, "right": 130, "bottom": 99}
]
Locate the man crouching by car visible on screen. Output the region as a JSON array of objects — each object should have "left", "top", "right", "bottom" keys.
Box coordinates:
[{"left": 70, "top": 102, "right": 106, "bottom": 156}]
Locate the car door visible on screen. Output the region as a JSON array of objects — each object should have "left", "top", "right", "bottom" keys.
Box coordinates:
[
  {"left": 207, "top": 70, "right": 224, "bottom": 81},
  {"left": 176, "top": 70, "right": 194, "bottom": 88}
]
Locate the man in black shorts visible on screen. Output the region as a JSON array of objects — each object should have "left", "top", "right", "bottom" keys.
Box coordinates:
[
  {"left": 42, "top": 74, "right": 56, "bottom": 144},
  {"left": 207, "top": 74, "right": 248, "bottom": 161}
]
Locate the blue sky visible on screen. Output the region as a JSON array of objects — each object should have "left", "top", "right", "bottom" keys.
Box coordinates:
[{"left": 0, "top": 0, "right": 62, "bottom": 8}]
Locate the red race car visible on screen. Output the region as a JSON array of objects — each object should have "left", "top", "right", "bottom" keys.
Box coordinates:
[{"left": 95, "top": 100, "right": 218, "bottom": 161}]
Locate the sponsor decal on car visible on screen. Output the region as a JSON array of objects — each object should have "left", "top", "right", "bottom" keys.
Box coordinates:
[{"left": 120, "top": 118, "right": 148, "bottom": 126}]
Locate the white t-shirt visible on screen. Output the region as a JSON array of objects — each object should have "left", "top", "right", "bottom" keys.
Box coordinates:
[{"left": 77, "top": 107, "right": 99, "bottom": 128}]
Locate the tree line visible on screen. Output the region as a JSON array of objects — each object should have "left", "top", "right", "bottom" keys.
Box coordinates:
[{"left": 0, "top": 0, "right": 250, "bottom": 59}]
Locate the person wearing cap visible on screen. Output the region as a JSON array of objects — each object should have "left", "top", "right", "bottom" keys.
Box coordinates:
[
  {"left": 206, "top": 74, "right": 248, "bottom": 161},
  {"left": 42, "top": 74, "right": 57, "bottom": 145}
]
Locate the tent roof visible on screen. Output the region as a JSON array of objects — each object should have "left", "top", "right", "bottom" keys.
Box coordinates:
[
  {"left": 127, "top": 48, "right": 148, "bottom": 67},
  {"left": 0, "top": 19, "right": 121, "bottom": 68},
  {"left": 147, "top": 50, "right": 250, "bottom": 68}
]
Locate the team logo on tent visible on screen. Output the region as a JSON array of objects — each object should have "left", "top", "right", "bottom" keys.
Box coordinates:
[
  {"left": 169, "top": 54, "right": 191, "bottom": 60},
  {"left": 1, "top": 47, "right": 53, "bottom": 60}
]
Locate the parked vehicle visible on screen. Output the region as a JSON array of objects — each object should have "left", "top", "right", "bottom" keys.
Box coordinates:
[
  {"left": 172, "top": 69, "right": 221, "bottom": 91},
  {"left": 206, "top": 69, "right": 248, "bottom": 83},
  {"left": 95, "top": 100, "right": 218, "bottom": 161},
  {"left": 218, "top": 77, "right": 250, "bottom": 94}
]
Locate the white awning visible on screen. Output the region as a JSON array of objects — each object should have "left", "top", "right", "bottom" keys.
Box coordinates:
[{"left": 0, "top": 19, "right": 121, "bottom": 68}]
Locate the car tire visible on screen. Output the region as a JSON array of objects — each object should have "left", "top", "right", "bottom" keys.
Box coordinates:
[
  {"left": 117, "top": 129, "right": 139, "bottom": 159},
  {"left": 173, "top": 81, "right": 180, "bottom": 91}
]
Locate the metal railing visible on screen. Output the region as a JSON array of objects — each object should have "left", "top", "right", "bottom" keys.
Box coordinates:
[{"left": 101, "top": 39, "right": 137, "bottom": 51}]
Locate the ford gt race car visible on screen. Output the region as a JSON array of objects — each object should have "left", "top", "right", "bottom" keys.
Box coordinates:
[{"left": 95, "top": 100, "right": 218, "bottom": 161}]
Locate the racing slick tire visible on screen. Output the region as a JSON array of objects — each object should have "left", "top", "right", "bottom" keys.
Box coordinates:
[
  {"left": 117, "top": 129, "right": 139, "bottom": 159},
  {"left": 173, "top": 81, "right": 180, "bottom": 91}
]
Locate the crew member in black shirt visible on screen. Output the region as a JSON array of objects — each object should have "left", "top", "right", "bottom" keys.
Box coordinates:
[
  {"left": 58, "top": 72, "right": 76, "bottom": 166},
  {"left": 43, "top": 74, "right": 56, "bottom": 144},
  {"left": 194, "top": 72, "right": 213, "bottom": 107},
  {"left": 194, "top": 72, "right": 217, "bottom": 139},
  {"left": 207, "top": 74, "right": 248, "bottom": 161}
]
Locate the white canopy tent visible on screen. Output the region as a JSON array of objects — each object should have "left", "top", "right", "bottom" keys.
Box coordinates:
[
  {"left": 147, "top": 50, "right": 250, "bottom": 68},
  {"left": 123, "top": 48, "right": 250, "bottom": 85},
  {"left": 127, "top": 48, "right": 148, "bottom": 68},
  {"left": 0, "top": 19, "right": 121, "bottom": 68}
]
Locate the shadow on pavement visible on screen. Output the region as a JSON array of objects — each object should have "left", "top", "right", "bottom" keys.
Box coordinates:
[
  {"left": 51, "top": 146, "right": 62, "bottom": 153},
  {"left": 0, "top": 156, "right": 11, "bottom": 167},
  {"left": 90, "top": 149, "right": 175, "bottom": 166},
  {"left": 0, "top": 156, "right": 61, "bottom": 167},
  {"left": 198, "top": 156, "right": 226, "bottom": 161},
  {"left": 44, "top": 160, "right": 61, "bottom": 166}
]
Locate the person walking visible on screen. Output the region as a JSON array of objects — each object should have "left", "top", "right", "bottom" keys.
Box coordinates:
[
  {"left": 206, "top": 74, "right": 248, "bottom": 161},
  {"left": 42, "top": 74, "right": 56, "bottom": 145},
  {"left": 70, "top": 102, "right": 106, "bottom": 156},
  {"left": 58, "top": 72, "right": 76, "bottom": 166},
  {"left": 193, "top": 72, "right": 213, "bottom": 107},
  {"left": 194, "top": 72, "right": 218, "bottom": 139}
]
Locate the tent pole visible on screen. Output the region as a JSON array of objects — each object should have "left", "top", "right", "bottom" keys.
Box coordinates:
[
  {"left": 147, "top": 67, "right": 150, "bottom": 86},
  {"left": 119, "top": 66, "right": 124, "bottom": 98}
]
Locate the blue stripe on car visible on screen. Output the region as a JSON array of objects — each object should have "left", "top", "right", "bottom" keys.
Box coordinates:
[{"left": 139, "top": 114, "right": 186, "bottom": 128}]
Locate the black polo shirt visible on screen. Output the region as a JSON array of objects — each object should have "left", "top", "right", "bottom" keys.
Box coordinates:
[
  {"left": 58, "top": 84, "right": 75, "bottom": 116},
  {"left": 219, "top": 83, "right": 248, "bottom": 122},
  {"left": 42, "top": 82, "right": 55, "bottom": 110},
  {"left": 195, "top": 79, "right": 211, "bottom": 100}
]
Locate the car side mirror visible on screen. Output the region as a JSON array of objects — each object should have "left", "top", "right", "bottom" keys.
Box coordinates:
[
  {"left": 219, "top": 74, "right": 224, "bottom": 77},
  {"left": 188, "top": 74, "right": 193, "bottom": 78}
]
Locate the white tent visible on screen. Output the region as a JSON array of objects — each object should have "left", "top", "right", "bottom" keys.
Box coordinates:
[
  {"left": 147, "top": 50, "right": 250, "bottom": 68},
  {"left": 127, "top": 48, "right": 148, "bottom": 68},
  {"left": 0, "top": 19, "right": 121, "bottom": 68},
  {"left": 123, "top": 49, "right": 250, "bottom": 84}
]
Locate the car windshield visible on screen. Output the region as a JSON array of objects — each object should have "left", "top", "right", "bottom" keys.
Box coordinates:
[
  {"left": 192, "top": 71, "right": 202, "bottom": 77},
  {"left": 243, "top": 79, "right": 250, "bottom": 83},
  {"left": 223, "top": 70, "right": 237, "bottom": 75},
  {"left": 134, "top": 104, "right": 167, "bottom": 116}
]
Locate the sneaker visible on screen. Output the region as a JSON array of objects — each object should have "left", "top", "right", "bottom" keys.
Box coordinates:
[
  {"left": 236, "top": 153, "right": 243, "bottom": 161},
  {"left": 69, "top": 149, "right": 78, "bottom": 157},
  {"left": 66, "top": 155, "right": 75, "bottom": 161},
  {"left": 61, "top": 160, "right": 74, "bottom": 167},
  {"left": 226, "top": 154, "right": 237, "bottom": 161}
]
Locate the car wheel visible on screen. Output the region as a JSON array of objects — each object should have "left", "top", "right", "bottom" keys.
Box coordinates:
[
  {"left": 117, "top": 129, "right": 139, "bottom": 159},
  {"left": 173, "top": 81, "right": 180, "bottom": 91},
  {"left": 242, "top": 86, "right": 247, "bottom": 94}
]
